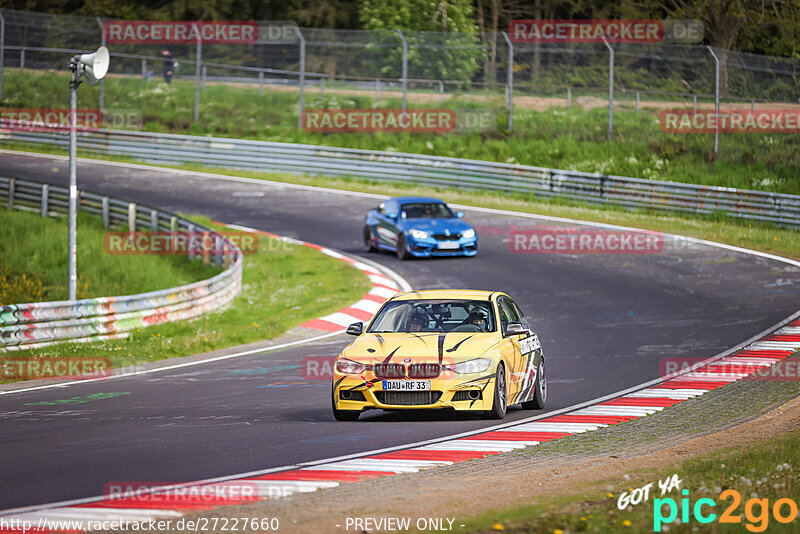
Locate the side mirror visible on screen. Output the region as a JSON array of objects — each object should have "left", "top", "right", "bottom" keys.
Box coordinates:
[
  {"left": 346, "top": 322, "right": 363, "bottom": 336},
  {"left": 504, "top": 322, "right": 527, "bottom": 337},
  {"left": 455, "top": 211, "right": 464, "bottom": 218}
]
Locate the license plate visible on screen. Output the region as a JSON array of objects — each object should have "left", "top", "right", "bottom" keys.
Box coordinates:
[
  {"left": 383, "top": 380, "right": 431, "bottom": 391},
  {"left": 437, "top": 241, "right": 460, "bottom": 250}
]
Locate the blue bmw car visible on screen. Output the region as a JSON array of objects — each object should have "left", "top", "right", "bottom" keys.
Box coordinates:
[{"left": 363, "top": 196, "right": 478, "bottom": 259}]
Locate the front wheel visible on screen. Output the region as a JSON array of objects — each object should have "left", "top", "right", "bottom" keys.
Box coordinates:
[
  {"left": 522, "top": 357, "right": 547, "bottom": 410},
  {"left": 332, "top": 385, "right": 360, "bottom": 421},
  {"left": 486, "top": 362, "right": 507, "bottom": 419},
  {"left": 396, "top": 234, "right": 410, "bottom": 260},
  {"left": 363, "top": 226, "right": 377, "bottom": 253}
]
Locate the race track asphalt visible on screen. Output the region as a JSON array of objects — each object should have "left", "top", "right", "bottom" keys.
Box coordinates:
[{"left": 1, "top": 152, "right": 798, "bottom": 509}]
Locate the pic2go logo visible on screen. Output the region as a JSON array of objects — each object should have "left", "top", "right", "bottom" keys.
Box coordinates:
[{"left": 654, "top": 489, "right": 799, "bottom": 532}]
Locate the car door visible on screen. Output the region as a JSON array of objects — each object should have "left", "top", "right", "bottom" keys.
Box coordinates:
[
  {"left": 496, "top": 297, "right": 524, "bottom": 403},
  {"left": 373, "top": 199, "right": 400, "bottom": 248},
  {"left": 507, "top": 297, "right": 541, "bottom": 404}
]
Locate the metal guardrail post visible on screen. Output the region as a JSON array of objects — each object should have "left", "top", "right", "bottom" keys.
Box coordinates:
[
  {"left": 7, "top": 177, "right": 14, "bottom": 208},
  {"left": 375, "top": 78, "right": 381, "bottom": 101},
  {"left": 693, "top": 94, "right": 697, "bottom": 112},
  {"left": 41, "top": 184, "right": 49, "bottom": 216},
  {"left": 567, "top": 87, "right": 571, "bottom": 109},
  {"left": 194, "top": 23, "right": 202, "bottom": 123},
  {"left": 128, "top": 202, "right": 136, "bottom": 234},
  {"left": 187, "top": 223, "right": 195, "bottom": 261},
  {"left": 202, "top": 65, "right": 207, "bottom": 90},
  {"left": 96, "top": 17, "right": 105, "bottom": 111},
  {"left": 170, "top": 215, "right": 177, "bottom": 232},
  {"left": 19, "top": 47, "right": 24, "bottom": 73},
  {"left": 0, "top": 10, "right": 4, "bottom": 102},
  {"left": 142, "top": 58, "right": 147, "bottom": 81},
  {"left": 295, "top": 27, "right": 305, "bottom": 129},
  {"left": 602, "top": 37, "right": 614, "bottom": 141},
  {"left": 150, "top": 209, "right": 158, "bottom": 232},
  {"left": 438, "top": 80, "right": 444, "bottom": 102},
  {"left": 397, "top": 30, "right": 408, "bottom": 113},
  {"left": 258, "top": 71, "right": 263, "bottom": 94},
  {"left": 502, "top": 31, "right": 514, "bottom": 132},
  {"left": 636, "top": 91, "right": 640, "bottom": 114},
  {"left": 707, "top": 46, "right": 720, "bottom": 157},
  {"left": 101, "top": 196, "right": 109, "bottom": 228},
  {"left": 319, "top": 76, "right": 324, "bottom": 97}
]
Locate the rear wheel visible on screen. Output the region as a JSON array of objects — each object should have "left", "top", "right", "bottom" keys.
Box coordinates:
[
  {"left": 331, "top": 384, "right": 360, "bottom": 421},
  {"left": 363, "top": 226, "right": 377, "bottom": 253},
  {"left": 396, "top": 234, "right": 410, "bottom": 260},
  {"left": 486, "top": 362, "right": 507, "bottom": 419},
  {"left": 522, "top": 357, "right": 547, "bottom": 410}
]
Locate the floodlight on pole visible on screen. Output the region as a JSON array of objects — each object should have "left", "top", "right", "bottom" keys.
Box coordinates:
[{"left": 67, "top": 46, "right": 109, "bottom": 301}]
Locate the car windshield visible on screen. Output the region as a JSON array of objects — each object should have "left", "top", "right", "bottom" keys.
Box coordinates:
[
  {"left": 368, "top": 299, "right": 496, "bottom": 333},
  {"left": 401, "top": 203, "right": 454, "bottom": 219}
]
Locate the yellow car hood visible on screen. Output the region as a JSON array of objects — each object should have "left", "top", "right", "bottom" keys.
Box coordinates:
[{"left": 341, "top": 331, "right": 499, "bottom": 365}]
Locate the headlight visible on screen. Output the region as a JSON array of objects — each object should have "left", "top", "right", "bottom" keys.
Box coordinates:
[
  {"left": 445, "top": 358, "right": 491, "bottom": 374},
  {"left": 409, "top": 229, "right": 429, "bottom": 240},
  {"left": 336, "top": 358, "right": 366, "bottom": 374},
  {"left": 462, "top": 229, "right": 475, "bottom": 239}
]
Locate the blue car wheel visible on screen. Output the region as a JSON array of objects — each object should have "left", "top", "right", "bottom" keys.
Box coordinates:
[{"left": 396, "top": 234, "right": 410, "bottom": 260}]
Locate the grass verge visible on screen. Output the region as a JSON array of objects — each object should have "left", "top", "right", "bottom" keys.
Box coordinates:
[
  {"left": 1, "top": 215, "right": 372, "bottom": 383},
  {"left": 465, "top": 429, "right": 800, "bottom": 533},
  {"left": 0, "top": 206, "right": 219, "bottom": 304},
  {"left": 1, "top": 70, "right": 798, "bottom": 194}
]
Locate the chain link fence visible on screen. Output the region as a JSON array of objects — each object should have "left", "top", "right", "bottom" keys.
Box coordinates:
[{"left": 1, "top": 8, "right": 799, "bottom": 154}]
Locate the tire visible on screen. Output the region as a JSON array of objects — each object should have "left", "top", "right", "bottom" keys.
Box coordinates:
[
  {"left": 331, "top": 384, "right": 360, "bottom": 421},
  {"left": 486, "top": 362, "right": 507, "bottom": 419},
  {"left": 522, "top": 356, "right": 547, "bottom": 410},
  {"left": 363, "top": 226, "right": 377, "bottom": 253},
  {"left": 396, "top": 234, "right": 410, "bottom": 260}
]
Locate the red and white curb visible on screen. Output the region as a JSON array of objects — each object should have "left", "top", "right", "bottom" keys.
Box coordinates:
[
  {"left": 222, "top": 223, "right": 409, "bottom": 332},
  {"left": 3, "top": 318, "right": 797, "bottom": 531}
]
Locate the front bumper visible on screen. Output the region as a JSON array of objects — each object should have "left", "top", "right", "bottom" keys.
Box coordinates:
[
  {"left": 406, "top": 235, "right": 478, "bottom": 257},
  {"left": 333, "top": 371, "right": 496, "bottom": 412}
]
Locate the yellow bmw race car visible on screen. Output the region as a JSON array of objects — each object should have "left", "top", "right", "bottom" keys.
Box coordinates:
[{"left": 332, "top": 290, "right": 546, "bottom": 421}]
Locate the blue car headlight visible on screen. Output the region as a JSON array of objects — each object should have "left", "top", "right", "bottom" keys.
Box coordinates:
[
  {"left": 409, "top": 229, "right": 430, "bottom": 240},
  {"left": 462, "top": 229, "right": 475, "bottom": 239}
]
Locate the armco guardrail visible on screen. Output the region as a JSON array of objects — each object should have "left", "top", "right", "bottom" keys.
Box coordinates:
[
  {"left": 0, "top": 176, "right": 243, "bottom": 348},
  {"left": 5, "top": 129, "right": 800, "bottom": 228}
]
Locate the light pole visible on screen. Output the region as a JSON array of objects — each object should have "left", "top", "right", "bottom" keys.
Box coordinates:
[{"left": 67, "top": 46, "right": 109, "bottom": 301}]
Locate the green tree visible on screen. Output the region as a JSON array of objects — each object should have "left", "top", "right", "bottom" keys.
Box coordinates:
[{"left": 359, "top": 0, "right": 482, "bottom": 86}]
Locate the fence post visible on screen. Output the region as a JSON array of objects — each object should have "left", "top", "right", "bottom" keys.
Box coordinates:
[
  {"left": 7, "top": 177, "right": 14, "bottom": 209},
  {"left": 101, "top": 197, "right": 109, "bottom": 228},
  {"left": 295, "top": 27, "right": 305, "bottom": 129},
  {"left": 693, "top": 94, "right": 697, "bottom": 112},
  {"left": 439, "top": 80, "right": 444, "bottom": 102},
  {"left": 41, "top": 184, "right": 49, "bottom": 217},
  {"left": 19, "top": 48, "right": 23, "bottom": 73},
  {"left": 567, "top": 87, "right": 571, "bottom": 109},
  {"left": 375, "top": 78, "right": 381, "bottom": 101},
  {"left": 96, "top": 17, "right": 105, "bottom": 111},
  {"left": 187, "top": 223, "right": 195, "bottom": 261},
  {"left": 502, "top": 31, "right": 514, "bottom": 132},
  {"left": 636, "top": 91, "right": 640, "bottom": 114},
  {"left": 141, "top": 58, "right": 147, "bottom": 81},
  {"left": 193, "top": 23, "right": 202, "bottom": 123},
  {"left": 320, "top": 76, "right": 325, "bottom": 97},
  {"left": 602, "top": 37, "right": 614, "bottom": 141},
  {"left": 0, "top": 10, "right": 5, "bottom": 102},
  {"left": 170, "top": 215, "right": 177, "bottom": 233},
  {"left": 259, "top": 70, "right": 263, "bottom": 94},
  {"left": 707, "top": 46, "right": 720, "bottom": 157},
  {"left": 397, "top": 29, "right": 408, "bottom": 113},
  {"left": 150, "top": 209, "right": 159, "bottom": 232},
  {"left": 201, "top": 65, "right": 207, "bottom": 90}
]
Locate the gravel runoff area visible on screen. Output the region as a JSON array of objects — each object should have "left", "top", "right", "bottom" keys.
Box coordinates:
[{"left": 97, "top": 353, "right": 800, "bottom": 534}]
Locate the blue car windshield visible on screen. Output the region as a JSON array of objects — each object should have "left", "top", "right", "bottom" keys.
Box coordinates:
[
  {"left": 401, "top": 203, "right": 454, "bottom": 219},
  {"left": 368, "top": 299, "right": 496, "bottom": 333}
]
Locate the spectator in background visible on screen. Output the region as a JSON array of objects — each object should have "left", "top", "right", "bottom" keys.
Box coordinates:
[{"left": 161, "top": 48, "right": 175, "bottom": 84}]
